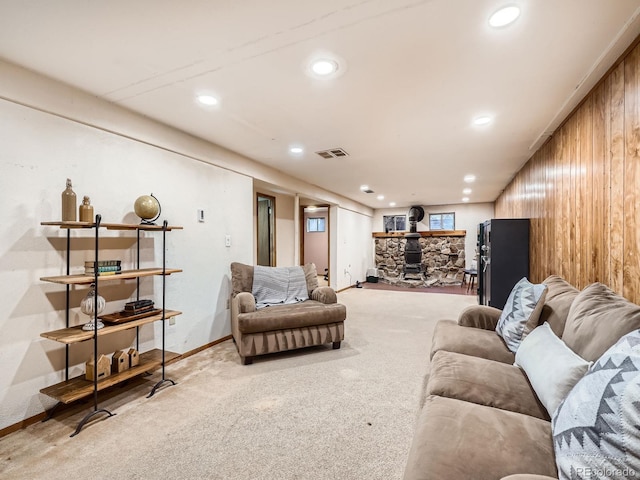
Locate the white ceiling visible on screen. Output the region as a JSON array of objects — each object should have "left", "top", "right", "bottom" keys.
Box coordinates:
[{"left": 2, "top": 0, "right": 640, "bottom": 209}]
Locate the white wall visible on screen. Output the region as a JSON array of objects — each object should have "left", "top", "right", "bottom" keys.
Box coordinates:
[
  {"left": 274, "top": 193, "right": 295, "bottom": 267},
  {"left": 0, "top": 60, "right": 374, "bottom": 431},
  {"left": 372, "top": 203, "right": 495, "bottom": 268},
  {"left": 0, "top": 98, "right": 254, "bottom": 430},
  {"left": 333, "top": 208, "right": 373, "bottom": 291}
]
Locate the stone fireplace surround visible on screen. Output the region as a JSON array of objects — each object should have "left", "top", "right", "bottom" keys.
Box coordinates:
[{"left": 373, "top": 231, "right": 466, "bottom": 287}]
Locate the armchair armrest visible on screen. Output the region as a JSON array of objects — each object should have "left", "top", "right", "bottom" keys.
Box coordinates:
[
  {"left": 457, "top": 305, "right": 503, "bottom": 330},
  {"left": 311, "top": 286, "right": 338, "bottom": 304},
  {"left": 235, "top": 292, "right": 256, "bottom": 314}
]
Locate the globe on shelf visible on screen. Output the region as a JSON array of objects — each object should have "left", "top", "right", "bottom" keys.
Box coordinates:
[{"left": 134, "top": 193, "right": 161, "bottom": 225}]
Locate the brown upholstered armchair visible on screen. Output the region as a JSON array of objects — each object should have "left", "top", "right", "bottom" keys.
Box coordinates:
[{"left": 230, "top": 262, "right": 346, "bottom": 364}]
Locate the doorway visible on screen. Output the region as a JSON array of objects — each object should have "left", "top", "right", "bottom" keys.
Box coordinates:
[
  {"left": 256, "top": 194, "right": 276, "bottom": 266},
  {"left": 300, "top": 205, "right": 330, "bottom": 286}
]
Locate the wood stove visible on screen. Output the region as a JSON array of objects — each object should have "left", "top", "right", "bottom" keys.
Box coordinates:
[{"left": 403, "top": 206, "right": 425, "bottom": 278}]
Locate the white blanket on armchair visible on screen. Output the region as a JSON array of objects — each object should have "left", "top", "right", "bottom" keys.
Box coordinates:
[{"left": 252, "top": 265, "right": 309, "bottom": 309}]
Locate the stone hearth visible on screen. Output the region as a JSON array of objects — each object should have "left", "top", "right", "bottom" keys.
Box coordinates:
[{"left": 374, "top": 233, "right": 466, "bottom": 287}]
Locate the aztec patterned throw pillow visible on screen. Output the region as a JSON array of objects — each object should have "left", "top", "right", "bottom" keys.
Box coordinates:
[
  {"left": 495, "top": 277, "right": 547, "bottom": 353},
  {"left": 552, "top": 329, "right": 640, "bottom": 480}
]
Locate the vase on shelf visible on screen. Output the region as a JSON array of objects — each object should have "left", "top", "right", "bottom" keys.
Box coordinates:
[
  {"left": 61, "top": 178, "right": 77, "bottom": 222},
  {"left": 79, "top": 195, "right": 94, "bottom": 222},
  {"left": 81, "top": 283, "right": 105, "bottom": 331}
]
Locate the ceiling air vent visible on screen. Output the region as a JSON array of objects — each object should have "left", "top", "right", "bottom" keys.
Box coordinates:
[{"left": 315, "top": 148, "right": 349, "bottom": 159}]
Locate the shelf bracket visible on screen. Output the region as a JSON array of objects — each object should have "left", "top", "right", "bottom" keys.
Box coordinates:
[
  {"left": 147, "top": 378, "right": 176, "bottom": 398},
  {"left": 42, "top": 401, "right": 64, "bottom": 422},
  {"left": 70, "top": 408, "right": 115, "bottom": 437}
]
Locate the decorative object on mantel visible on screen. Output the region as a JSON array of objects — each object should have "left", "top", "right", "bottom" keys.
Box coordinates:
[
  {"left": 134, "top": 193, "right": 161, "bottom": 225},
  {"left": 79, "top": 195, "right": 94, "bottom": 222},
  {"left": 80, "top": 283, "right": 106, "bottom": 331},
  {"left": 61, "top": 178, "right": 77, "bottom": 221}
]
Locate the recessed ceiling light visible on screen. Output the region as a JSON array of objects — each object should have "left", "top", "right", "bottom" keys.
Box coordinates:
[
  {"left": 360, "top": 185, "right": 369, "bottom": 192},
  {"left": 462, "top": 197, "right": 470, "bottom": 203},
  {"left": 307, "top": 206, "right": 317, "bottom": 211},
  {"left": 489, "top": 6, "right": 520, "bottom": 27},
  {"left": 311, "top": 59, "right": 338, "bottom": 76},
  {"left": 196, "top": 94, "right": 218, "bottom": 106},
  {"left": 464, "top": 174, "right": 476, "bottom": 183},
  {"left": 389, "top": 202, "right": 396, "bottom": 207},
  {"left": 377, "top": 195, "right": 384, "bottom": 200},
  {"left": 290, "top": 146, "right": 303, "bottom": 154},
  {"left": 463, "top": 188, "right": 472, "bottom": 195},
  {"left": 473, "top": 116, "right": 492, "bottom": 126}
]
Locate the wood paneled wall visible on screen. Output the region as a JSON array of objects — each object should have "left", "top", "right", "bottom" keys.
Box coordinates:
[{"left": 495, "top": 41, "right": 640, "bottom": 304}]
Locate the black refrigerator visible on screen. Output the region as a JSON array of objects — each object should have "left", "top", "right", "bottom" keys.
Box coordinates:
[{"left": 477, "top": 218, "right": 530, "bottom": 310}]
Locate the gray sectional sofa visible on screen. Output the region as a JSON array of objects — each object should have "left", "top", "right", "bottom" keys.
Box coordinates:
[{"left": 404, "top": 275, "right": 640, "bottom": 480}]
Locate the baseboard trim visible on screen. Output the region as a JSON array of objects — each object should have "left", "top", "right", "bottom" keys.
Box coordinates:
[
  {"left": 336, "top": 284, "right": 357, "bottom": 293},
  {"left": 0, "top": 335, "right": 234, "bottom": 439}
]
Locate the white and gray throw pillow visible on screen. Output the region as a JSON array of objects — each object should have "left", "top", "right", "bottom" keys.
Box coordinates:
[
  {"left": 515, "top": 322, "right": 590, "bottom": 417},
  {"left": 552, "top": 329, "right": 640, "bottom": 479},
  {"left": 495, "top": 277, "right": 548, "bottom": 353}
]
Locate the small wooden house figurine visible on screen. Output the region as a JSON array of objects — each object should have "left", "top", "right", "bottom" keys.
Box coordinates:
[
  {"left": 112, "top": 350, "right": 129, "bottom": 374},
  {"left": 86, "top": 354, "right": 110, "bottom": 381},
  {"left": 128, "top": 348, "right": 139, "bottom": 368}
]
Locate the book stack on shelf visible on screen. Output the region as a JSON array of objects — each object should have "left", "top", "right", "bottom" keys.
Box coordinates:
[
  {"left": 100, "top": 299, "right": 160, "bottom": 324},
  {"left": 123, "top": 299, "right": 154, "bottom": 316},
  {"left": 85, "top": 260, "right": 121, "bottom": 276}
]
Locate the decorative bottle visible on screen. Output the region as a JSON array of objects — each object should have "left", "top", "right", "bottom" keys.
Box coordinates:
[
  {"left": 79, "top": 195, "right": 94, "bottom": 223},
  {"left": 61, "top": 178, "right": 77, "bottom": 222}
]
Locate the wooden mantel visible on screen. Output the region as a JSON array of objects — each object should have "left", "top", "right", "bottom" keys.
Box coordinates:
[{"left": 372, "top": 230, "right": 466, "bottom": 238}]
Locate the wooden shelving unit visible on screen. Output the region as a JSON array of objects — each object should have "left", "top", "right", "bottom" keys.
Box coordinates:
[
  {"left": 40, "top": 216, "right": 182, "bottom": 436},
  {"left": 40, "top": 349, "right": 179, "bottom": 404},
  {"left": 40, "top": 310, "right": 182, "bottom": 344},
  {"left": 41, "top": 268, "right": 182, "bottom": 285}
]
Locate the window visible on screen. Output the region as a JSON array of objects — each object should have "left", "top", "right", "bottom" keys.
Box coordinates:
[
  {"left": 383, "top": 215, "right": 407, "bottom": 232},
  {"left": 429, "top": 213, "right": 455, "bottom": 230},
  {"left": 307, "top": 217, "right": 325, "bottom": 232}
]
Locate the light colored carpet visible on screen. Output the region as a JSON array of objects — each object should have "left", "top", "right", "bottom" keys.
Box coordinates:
[{"left": 0, "top": 288, "right": 476, "bottom": 480}]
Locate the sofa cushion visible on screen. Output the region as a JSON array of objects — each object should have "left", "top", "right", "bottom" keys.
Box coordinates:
[
  {"left": 431, "top": 320, "right": 515, "bottom": 364},
  {"left": 515, "top": 323, "right": 590, "bottom": 418},
  {"left": 562, "top": 282, "right": 640, "bottom": 361},
  {"left": 403, "top": 396, "right": 557, "bottom": 480},
  {"left": 552, "top": 329, "right": 640, "bottom": 479},
  {"left": 236, "top": 300, "right": 346, "bottom": 334},
  {"left": 495, "top": 277, "right": 548, "bottom": 353},
  {"left": 539, "top": 275, "right": 580, "bottom": 337},
  {"left": 427, "top": 350, "right": 548, "bottom": 420}
]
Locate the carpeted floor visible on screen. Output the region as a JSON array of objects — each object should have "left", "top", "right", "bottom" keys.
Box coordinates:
[{"left": 0, "top": 288, "right": 476, "bottom": 480}]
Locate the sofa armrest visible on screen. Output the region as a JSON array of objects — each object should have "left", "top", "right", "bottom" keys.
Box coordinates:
[
  {"left": 235, "top": 292, "right": 256, "bottom": 313},
  {"left": 311, "top": 286, "right": 337, "bottom": 304},
  {"left": 500, "top": 475, "right": 558, "bottom": 480},
  {"left": 457, "top": 305, "right": 503, "bottom": 330}
]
